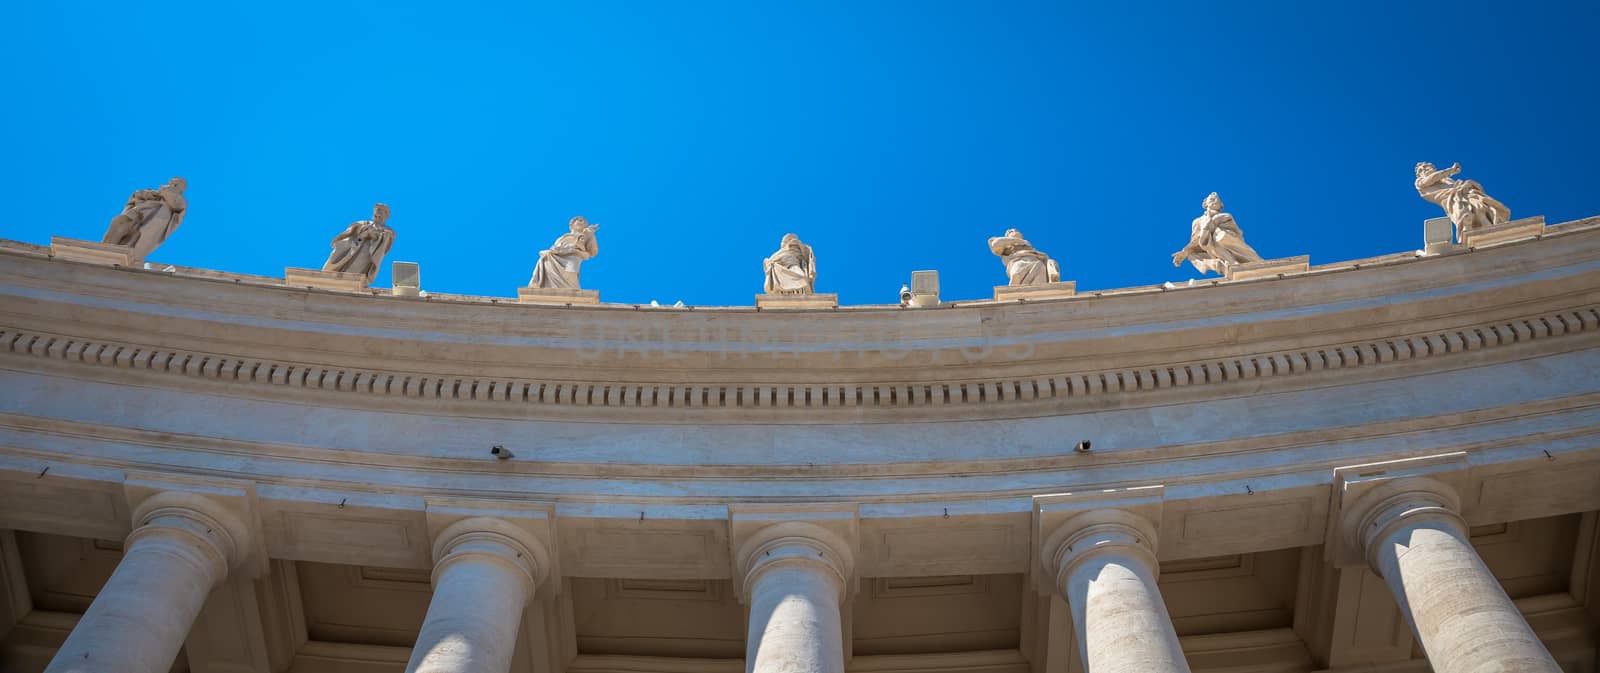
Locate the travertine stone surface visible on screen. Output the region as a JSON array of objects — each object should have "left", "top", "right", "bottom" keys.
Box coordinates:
[
  {"left": 322, "top": 203, "right": 396, "bottom": 285},
  {"left": 1043, "top": 510, "right": 1190, "bottom": 673},
  {"left": 48, "top": 237, "right": 135, "bottom": 266},
  {"left": 992, "top": 280, "right": 1075, "bottom": 301},
  {"left": 764, "top": 234, "right": 817, "bottom": 295},
  {"left": 406, "top": 517, "right": 547, "bottom": 673},
  {"left": 988, "top": 228, "right": 1060, "bottom": 286},
  {"left": 285, "top": 267, "right": 370, "bottom": 291},
  {"left": 45, "top": 492, "right": 248, "bottom": 673},
  {"left": 738, "top": 523, "right": 853, "bottom": 673},
  {"left": 756, "top": 292, "right": 837, "bottom": 309},
  {"left": 101, "top": 177, "right": 187, "bottom": 264},
  {"left": 1173, "top": 192, "right": 1262, "bottom": 276},
  {"left": 529, "top": 216, "right": 599, "bottom": 290},
  {"left": 1415, "top": 162, "right": 1510, "bottom": 238},
  {"left": 1224, "top": 255, "right": 1309, "bottom": 281},
  {"left": 1348, "top": 479, "right": 1560, "bottom": 673}
]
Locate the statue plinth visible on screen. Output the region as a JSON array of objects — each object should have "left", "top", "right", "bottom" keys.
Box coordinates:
[
  {"left": 51, "top": 238, "right": 135, "bottom": 266},
  {"left": 756, "top": 293, "right": 838, "bottom": 309},
  {"left": 1461, "top": 216, "right": 1545, "bottom": 249},
  {"left": 285, "top": 267, "right": 370, "bottom": 291},
  {"left": 1225, "top": 256, "right": 1310, "bottom": 282},
  {"left": 993, "top": 281, "right": 1076, "bottom": 301},
  {"left": 518, "top": 287, "right": 600, "bottom": 305}
]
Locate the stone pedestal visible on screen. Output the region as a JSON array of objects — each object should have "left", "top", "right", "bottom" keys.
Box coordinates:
[
  {"left": 1345, "top": 479, "right": 1560, "bottom": 673},
  {"left": 285, "top": 267, "right": 370, "bottom": 291},
  {"left": 392, "top": 261, "right": 421, "bottom": 297},
  {"left": 45, "top": 493, "right": 249, "bottom": 673},
  {"left": 737, "top": 522, "right": 853, "bottom": 673},
  {"left": 406, "top": 517, "right": 548, "bottom": 673},
  {"left": 1225, "top": 256, "right": 1310, "bottom": 281},
  {"left": 1423, "top": 217, "right": 1458, "bottom": 255},
  {"left": 1042, "top": 510, "right": 1191, "bottom": 673},
  {"left": 1461, "top": 215, "right": 1545, "bottom": 248},
  {"left": 993, "top": 281, "right": 1076, "bottom": 301},
  {"left": 518, "top": 287, "right": 600, "bottom": 305},
  {"left": 756, "top": 293, "right": 838, "bottom": 309},
  {"left": 50, "top": 237, "right": 135, "bottom": 266}
]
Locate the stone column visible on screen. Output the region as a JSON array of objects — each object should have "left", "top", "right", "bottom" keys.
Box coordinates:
[
  {"left": 1347, "top": 480, "right": 1560, "bottom": 673},
  {"left": 1041, "top": 510, "right": 1191, "bottom": 673},
  {"left": 738, "top": 523, "right": 853, "bottom": 673},
  {"left": 405, "top": 517, "right": 549, "bottom": 673},
  {"left": 46, "top": 492, "right": 249, "bottom": 673}
]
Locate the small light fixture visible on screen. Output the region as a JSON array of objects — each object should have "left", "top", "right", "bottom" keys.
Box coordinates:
[
  {"left": 1074, "top": 440, "right": 1092, "bottom": 453},
  {"left": 491, "top": 445, "right": 515, "bottom": 460}
]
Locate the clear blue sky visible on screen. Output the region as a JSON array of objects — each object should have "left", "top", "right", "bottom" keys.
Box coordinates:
[{"left": 3, "top": 1, "right": 1596, "bottom": 306}]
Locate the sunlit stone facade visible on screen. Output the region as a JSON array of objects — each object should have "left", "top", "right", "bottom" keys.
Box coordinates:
[{"left": 1, "top": 215, "right": 1598, "bottom": 673}]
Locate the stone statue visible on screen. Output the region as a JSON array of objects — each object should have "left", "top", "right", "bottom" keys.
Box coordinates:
[
  {"left": 763, "top": 233, "right": 817, "bottom": 295},
  {"left": 1172, "top": 192, "right": 1263, "bottom": 275},
  {"left": 321, "top": 203, "right": 396, "bottom": 285},
  {"left": 102, "top": 176, "right": 187, "bottom": 262},
  {"left": 529, "top": 216, "right": 600, "bottom": 289},
  {"left": 1414, "top": 161, "right": 1510, "bottom": 235},
  {"left": 988, "top": 229, "right": 1060, "bottom": 286}
]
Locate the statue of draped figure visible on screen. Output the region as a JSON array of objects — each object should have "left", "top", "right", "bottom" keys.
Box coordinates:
[
  {"left": 988, "top": 229, "right": 1060, "bottom": 286},
  {"left": 529, "top": 216, "right": 600, "bottom": 289},
  {"left": 1414, "top": 162, "right": 1510, "bottom": 236},
  {"left": 763, "top": 233, "right": 817, "bottom": 295},
  {"left": 102, "top": 177, "right": 187, "bottom": 263},
  {"left": 322, "top": 203, "right": 396, "bottom": 285},
  {"left": 1172, "top": 192, "right": 1263, "bottom": 276}
]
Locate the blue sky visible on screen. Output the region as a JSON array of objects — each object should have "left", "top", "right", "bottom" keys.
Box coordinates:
[{"left": 2, "top": 1, "right": 1596, "bottom": 306}]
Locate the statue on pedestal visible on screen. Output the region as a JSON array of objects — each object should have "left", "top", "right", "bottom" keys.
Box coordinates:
[
  {"left": 102, "top": 177, "right": 187, "bottom": 262},
  {"left": 763, "top": 233, "right": 817, "bottom": 295},
  {"left": 1414, "top": 161, "right": 1510, "bottom": 235},
  {"left": 988, "top": 229, "right": 1060, "bottom": 286},
  {"left": 1173, "top": 192, "right": 1263, "bottom": 275},
  {"left": 322, "top": 203, "right": 396, "bottom": 285},
  {"left": 529, "top": 216, "right": 600, "bottom": 289}
]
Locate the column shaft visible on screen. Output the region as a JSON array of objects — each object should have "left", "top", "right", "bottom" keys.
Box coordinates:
[
  {"left": 1369, "top": 514, "right": 1560, "bottom": 673},
  {"left": 46, "top": 506, "right": 233, "bottom": 673},
  {"left": 1064, "top": 551, "right": 1190, "bottom": 673},
  {"left": 745, "top": 564, "right": 845, "bottom": 673}
]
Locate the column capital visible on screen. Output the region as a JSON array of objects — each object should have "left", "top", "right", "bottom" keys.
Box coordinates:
[
  {"left": 128, "top": 491, "right": 254, "bottom": 583},
  {"left": 431, "top": 516, "right": 552, "bottom": 602},
  {"left": 734, "top": 521, "right": 855, "bottom": 604},
  {"left": 1039, "top": 509, "right": 1160, "bottom": 596},
  {"left": 1339, "top": 477, "right": 1465, "bottom": 574}
]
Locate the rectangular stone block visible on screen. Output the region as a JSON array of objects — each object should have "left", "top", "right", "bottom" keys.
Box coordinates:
[
  {"left": 993, "top": 281, "right": 1076, "bottom": 301},
  {"left": 1461, "top": 215, "right": 1545, "bottom": 248},
  {"left": 756, "top": 293, "right": 838, "bottom": 309},
  {"left": 1226, "top": 255, "right": 1310, "bottom": 281},
  {"left": 50, "top": 237, "right": 134, "bottom": 266},
  {"left": 285, "top": 267, "right": 368, "bottom": 291},
  {"left": 1423, "top": 216, "right": 1457, "bottom": 254},
  {"left": 518, "top": 287, "right": 600, "bottom": 305},
  {"left": 391, "top": 261, "right": 420, "bottom": 296}
]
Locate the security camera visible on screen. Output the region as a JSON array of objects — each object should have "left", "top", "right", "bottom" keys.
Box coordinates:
[
  {"left": 899, "top": 284, "right": 912, "bottom": 307},
  {"left": 491, "top": 445, "right": 515, "bottom": 460},
  {"left": 1074, "top": 440, "right": 1092, "bottom": 453}
]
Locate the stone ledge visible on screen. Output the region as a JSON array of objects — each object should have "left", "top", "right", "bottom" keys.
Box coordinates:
[
  {"left": 285, "top": 267, "right": 368, "bottom": 291},
  {"left": 1226, "top": 256, "right": 1310, "bottom": 281},
  {"left": 756, "top": 293, "right": 838, "bottom": 309},
  {"left": 993, "top": 281, "right": 1076, "bottom": 301},
  {"left": 518, "top": 287, "right": 600, "bottom": 305},
  {"left": 51, "top": 237, "right": 134, "bottom": 266},
  {"left": 1462, "top": 215, "right": 1545, "bottom": 248}
]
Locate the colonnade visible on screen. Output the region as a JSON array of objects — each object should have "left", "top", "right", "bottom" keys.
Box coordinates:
[{"left": 39, "top": 480, "right": 1561, "bottom": 673}]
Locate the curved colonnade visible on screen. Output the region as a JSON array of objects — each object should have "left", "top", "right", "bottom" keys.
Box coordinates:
[{"left": 0, "top": 217, "right": 1597, "bottom": 673}]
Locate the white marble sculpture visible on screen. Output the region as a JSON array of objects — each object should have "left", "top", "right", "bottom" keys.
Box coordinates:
[
  {"left": 1172, "top": 192, "right": 1263, "bottom": 275},
  {"left": 322, "top": 203, "right": 396, "bottom": 284},
  {"left": 102, "top": 176, "right": 187, "bottom": 262},
  {"left": 1415, "top": 161, "right": 1510, "bottom": 235},
  {"left": 529, "top": 216, "right": 600, "bottom": 289},
  {"left": 988, "top": 229, "right": 1060, "bottom": 286},
  {"left": 763, "top": 233, "right": 817, "bottom": 295}
]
